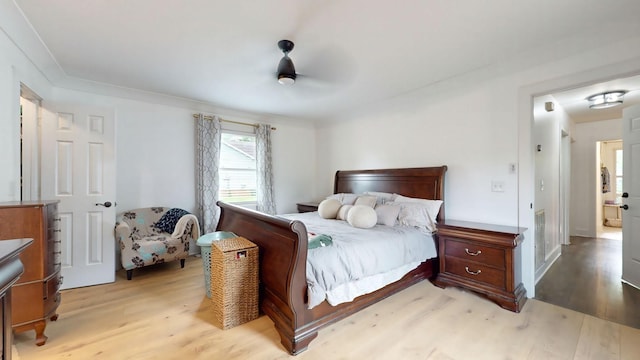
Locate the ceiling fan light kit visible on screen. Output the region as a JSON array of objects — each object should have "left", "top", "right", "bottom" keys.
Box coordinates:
[
  {"left": 277, "top": 39, "right": 296, "bottom": 85},
  {"left": 586, "top": 90, "right": 627, "bottom": 109}
]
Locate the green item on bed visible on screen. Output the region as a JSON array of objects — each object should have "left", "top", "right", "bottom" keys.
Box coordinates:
[{"left": 308, "top": 233, "right": 333, "bottom": 249}]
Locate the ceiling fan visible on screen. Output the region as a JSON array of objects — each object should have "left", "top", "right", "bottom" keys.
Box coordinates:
[{"left": 276, "top": 40, "right": 297, "bottom": 85}]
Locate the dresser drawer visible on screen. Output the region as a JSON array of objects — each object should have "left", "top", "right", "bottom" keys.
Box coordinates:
[
  {"left": 12, "top": 282, "right": 42, "bottom": 325},
  {"left": 444, "top": 238, "right": 505, "bottom": 269},
  {"left": 44, "top": 272, "right": 62, "bottom": 316},
  {"left": 444, "top": 256, "right": 506, "bottom": 290}
]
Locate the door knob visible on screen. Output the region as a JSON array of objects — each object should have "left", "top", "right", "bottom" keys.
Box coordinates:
[
  {"left": 620, "top": 204, "right": 629, "bottom": 210},
  {"left": 622, "top": 192, "right": 629, "bottom": 198},
  {"left": 96, "top": 201, "right": 113, "bottom": 208}
]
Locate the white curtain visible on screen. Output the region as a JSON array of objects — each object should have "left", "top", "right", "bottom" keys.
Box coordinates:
[
  {"left": 256, "top": 124, "right": 277, "bottom": 214},
  {"left": 195, "top": 114, "right": 222, "bottom": 233}
]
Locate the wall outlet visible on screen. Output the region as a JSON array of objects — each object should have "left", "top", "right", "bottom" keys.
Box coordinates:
[
  {"left": 491, "top": 181, "right": 505, "bottom": 192},
  {"left": 509, "top": 163, "right": 517, "bottom": 174}
]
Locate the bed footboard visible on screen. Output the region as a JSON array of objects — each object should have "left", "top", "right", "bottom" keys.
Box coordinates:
[{"left": 215, "top": 201, "right": 313, "bottom": 354}]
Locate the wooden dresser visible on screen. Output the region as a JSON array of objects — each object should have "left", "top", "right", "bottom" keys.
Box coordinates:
[
  {"left": 0, "top": 238, "right": 32, "bottom": 360},
  {"left": 0, "top": 201, "right": 61, "bottom": 345},
  {"left": 433, "top": 220, "right": 527, "bottom": 312}
]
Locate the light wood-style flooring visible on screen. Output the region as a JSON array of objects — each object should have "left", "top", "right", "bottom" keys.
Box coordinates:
[
  {"left": 14, "top": 256, "right": 640, "bottom": 359},
  {"left": 536, "top": 236, "right": 640, "bottom": 329}
]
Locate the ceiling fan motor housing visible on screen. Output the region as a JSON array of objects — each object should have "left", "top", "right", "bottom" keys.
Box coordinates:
[{"left": 277, "top": 40, "right": 296, "bottom": 83}]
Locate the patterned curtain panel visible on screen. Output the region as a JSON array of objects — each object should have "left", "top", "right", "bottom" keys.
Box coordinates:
[
  {"left": 256, "top": 124, "right": 277, "bottom": 214},
  {"left": 195, "top": 114, "right": 221, "bottom": 233}
]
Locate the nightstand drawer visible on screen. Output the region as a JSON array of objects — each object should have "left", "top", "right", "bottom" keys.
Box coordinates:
[
  {"left": 445, "top": 257, "right": 506, "bottom": 290},
  {"left": 444, "top": 238, "right": 505, "bottom": 269}
]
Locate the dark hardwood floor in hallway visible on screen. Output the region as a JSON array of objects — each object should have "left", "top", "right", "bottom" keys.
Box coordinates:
[{"left": 535, "top": 235, "right": 640, "bottom": 329}]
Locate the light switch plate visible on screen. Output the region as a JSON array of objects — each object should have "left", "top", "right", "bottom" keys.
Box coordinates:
[{"left": 491, "top": 181, "right": 505, "bottom": 192}]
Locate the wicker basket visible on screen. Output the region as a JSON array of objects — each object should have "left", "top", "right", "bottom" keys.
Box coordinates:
[{"left": 210, "top": 236, "right": 259, "bottom": 329}]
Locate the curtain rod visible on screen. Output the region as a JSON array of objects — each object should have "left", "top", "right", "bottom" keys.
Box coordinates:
[{"left": 192, "top": 114, "right": 276, "bottom": 130}]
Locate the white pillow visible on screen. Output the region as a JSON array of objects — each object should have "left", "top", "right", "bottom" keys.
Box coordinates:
[
  {"left": 375, "top": 204, "right": 401, "bottom": 226},
  {"left": 393, "top": 194, "right": 443, "bottom": 222},
  {"left": 391, "top": 201, "right": 439, "bottom": 232},
  {"left": 347, "top": 205, "right": 377, "bottom": 229},
  {"left": 354, "top": 195, "right": 377, "bottom": 208},
  {"left": 365, "top": 191, "right": 396, "bottom": 205},
  {"left": 336, "top": 205, "right": 354, "bottom": 220},
  {"left": 341, "top": 193, "right": 358, "bottom": 205},
  {"left": 326, "top": 193, "right": 343, "bottom": 202},
  {"left": 318, "top": 199, "right": 342, "bottom": 219}
]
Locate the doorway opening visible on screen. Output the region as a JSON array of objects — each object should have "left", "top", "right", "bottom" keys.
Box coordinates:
[
  {"left": 597, "top": 140, "right": 623, "bottom": 241},
  {"left": 19, "top": 83, "right": 42, "bottom": 202},
  {"left": 533, "top": 76, "right": 640, "bottom": 329}
]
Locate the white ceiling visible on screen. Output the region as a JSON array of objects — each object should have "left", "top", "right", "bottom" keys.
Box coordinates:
[
  {"left": 13, "top": 0, "right": 640, "bottom": 121},
  {"left": 549, "top": 74, "right": 640, "bottom": 123}
]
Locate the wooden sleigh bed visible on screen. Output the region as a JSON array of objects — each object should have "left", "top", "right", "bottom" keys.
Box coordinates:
[{"left": 215, "top": 166, "right": 447, "bottom": 355}]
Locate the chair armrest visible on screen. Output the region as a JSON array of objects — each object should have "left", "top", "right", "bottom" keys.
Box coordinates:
[{"left": 115, "top": 221, "right": 133, "bottom": 249}]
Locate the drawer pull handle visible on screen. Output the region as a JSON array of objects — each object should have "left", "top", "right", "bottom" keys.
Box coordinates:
[
  {"left": 53, "top": 229, "right": 62, "bottom": 233},
  {"left": 465, "top": 248, "right": 482, "bottom": 256},
  {"left": 465, "top": 266, "right": 481, "bottom": 275}
]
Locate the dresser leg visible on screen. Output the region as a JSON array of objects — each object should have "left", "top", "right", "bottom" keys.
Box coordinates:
[{"left": 34, "top": 320, "right": 48, "bottom": 346}]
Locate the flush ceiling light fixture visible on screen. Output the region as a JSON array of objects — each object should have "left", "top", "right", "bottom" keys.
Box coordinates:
[{"left": 586, "top": 90, "right": 627, "bottom": 109}]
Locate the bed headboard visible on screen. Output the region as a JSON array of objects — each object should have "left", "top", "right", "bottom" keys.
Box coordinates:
[{"left": 333, "top": 166, "right": 447, "bottom": 221}]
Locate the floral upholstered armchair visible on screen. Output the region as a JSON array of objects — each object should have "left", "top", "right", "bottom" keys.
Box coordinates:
[{"left": 115, "top": 207, "right": 200, "bottom": 280}]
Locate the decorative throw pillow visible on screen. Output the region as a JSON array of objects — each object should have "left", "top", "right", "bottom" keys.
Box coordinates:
[
  {"left": 336, "top": 205, "right": 354, "bottom": 220},
  {"left": 326, "top": 193, "right": 358, "bottom": 205},
  {"left": 326, "top": 193, "right": 344, "bottom": 202},
  {"left": 391, "top": 202, "right": 439, "bottom": 232},
  {"left": 341, "top": 193, "right": 359, "bottom": 205},
  {"left": 154, "top": 208, "right": 189, "bottom": 234},
  {"left": 374, "top": 204, "right": 401, "bottom": 226},
  {"left": 318, "top": 199, "right": 342, "bottom": 219},
  {"left": 393, "top": 194, "right": 443, "bottom": 222},
  {"left": 354, "top": 195, "right": 377, "bottom": 208},
  {"left": 347, "top": 205, "right": 377, "bottom": 229},
  {"left": 365, "top": 191, "right": 396, "bottom": 205}
]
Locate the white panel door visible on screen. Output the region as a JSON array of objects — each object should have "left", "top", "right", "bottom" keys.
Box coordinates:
[
  {"left": 622, "top": 105, "right": 640, "bottom": 288},
  {"left": 41, "top": 104, "right": 116, "bottom": 289}
]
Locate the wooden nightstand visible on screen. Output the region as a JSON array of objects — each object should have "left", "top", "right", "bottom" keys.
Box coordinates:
[
  {"left": 296, "top": 202, "right": 319, "bottom": 213},
  {"left": 433, "top": 220, "right": 527, "bottom": 312}
]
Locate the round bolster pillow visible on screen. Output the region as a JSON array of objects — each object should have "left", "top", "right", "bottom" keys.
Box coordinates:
[
  {"left": 318, "top": 199, "right": 342, "bottom": 219},
  {"left": 347, "top": 205, "right": 378, "bottom": 229}
]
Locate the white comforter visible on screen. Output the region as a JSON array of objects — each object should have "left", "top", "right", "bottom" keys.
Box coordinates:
[{"left": 281, "top": 212, "right": 437, "bottom": 309}]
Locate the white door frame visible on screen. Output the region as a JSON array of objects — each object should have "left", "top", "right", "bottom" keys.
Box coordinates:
[{"left": 518, "top": 59, "right": 640, "bottom": 298}]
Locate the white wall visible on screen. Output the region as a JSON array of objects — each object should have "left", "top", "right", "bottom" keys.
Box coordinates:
[
  {"left": 50, "top": 87, "right": 316, "bottom": 216},
  {"left": 532, "top": 96, "right": 572, "bottom": 280},
  {"left": 318, "top": 36, "right": 640, "bottom": 297},
  {"left": 0, "top": 10, "right": 53, "bottom": 201},
  {"left": 570, "top": 118, "right": 623, "bottom": 237},
  {"left": 316, "top": 78, "right": 520, "bottom": 225}
]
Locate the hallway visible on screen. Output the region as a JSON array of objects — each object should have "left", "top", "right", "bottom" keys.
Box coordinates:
[{"left": 535, "top": 235, "right": 640, "bottom": 329}]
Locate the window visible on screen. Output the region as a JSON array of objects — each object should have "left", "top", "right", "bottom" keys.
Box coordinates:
[
  {"left": 615, "top": 149, "right": 623, "bottom": 199},
  {"left": 219, "top": 132, "right": 257, "bottom": 204}
]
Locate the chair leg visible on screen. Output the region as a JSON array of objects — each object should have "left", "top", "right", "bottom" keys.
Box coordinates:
[
  {"left": 180, "top": 258, "right": 186, "bottom": 268},
  {"left": 126, "top": 269, "right": 133, "bottom": 280}
]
